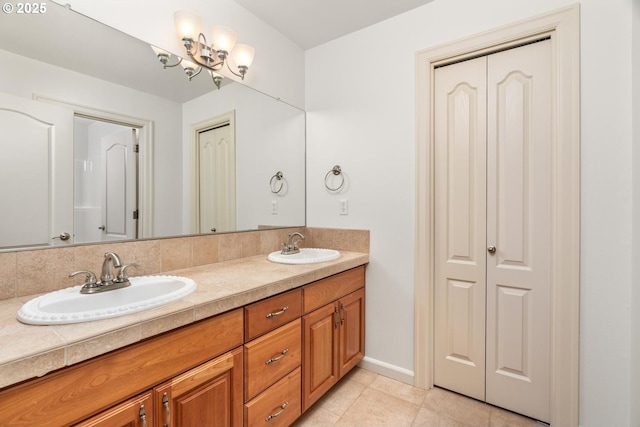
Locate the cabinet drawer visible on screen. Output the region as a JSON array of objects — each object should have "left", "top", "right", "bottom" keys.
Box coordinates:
[
  {"left": 303, "top": 266, "right": 365, "bottom": 313},
  {"left": 244, "top": 318, "right": 301, "bottom": 401},
  {"left": 244, "top": 367, "right": 301, "bottom": 427},
  {"left": 245, "top": 288, "right": 302, "bottom": 341}
]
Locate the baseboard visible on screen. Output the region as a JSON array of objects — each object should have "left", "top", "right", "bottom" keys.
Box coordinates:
[{"left": 358, "top": 356, "right": 417, "bottom": 387}]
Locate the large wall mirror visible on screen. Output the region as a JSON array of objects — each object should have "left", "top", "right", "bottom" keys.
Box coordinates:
[{"left": 0, "top": 2, "right": 305, "bottom": 251}]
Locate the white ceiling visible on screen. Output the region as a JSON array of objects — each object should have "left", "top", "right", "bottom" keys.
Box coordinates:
[{"left": 231, "top": 0, "right": 436, "bottom": 50}]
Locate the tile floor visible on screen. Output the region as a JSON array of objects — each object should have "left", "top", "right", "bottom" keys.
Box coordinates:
[{"left": 292, "top": 368, "right": 543, "bottom": 427}]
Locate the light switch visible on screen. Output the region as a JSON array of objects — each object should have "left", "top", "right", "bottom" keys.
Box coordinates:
[{"left": 339, "top": 199, "right": 349, "bottom": 215}]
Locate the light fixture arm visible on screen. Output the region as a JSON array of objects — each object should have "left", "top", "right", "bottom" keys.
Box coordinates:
[
  {"left": 159, "top": 55, "right": 182, "bottom": 69},
  {"left": 181, "top": 33, "right": 248, "bottom": 80},
  {"left": 182, "top": 34, "right": 225, "bottom": 71}
]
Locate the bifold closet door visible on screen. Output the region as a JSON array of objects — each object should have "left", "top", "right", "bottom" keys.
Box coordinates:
[
  {"left": 434, "top": 39, "right": 551, "bottom": 422},
  {"left": 433, "top": 55, "right": 488, "bottom": 402},
  {"left": 485, "top": 39, "right": 551, "bottom": 422}
]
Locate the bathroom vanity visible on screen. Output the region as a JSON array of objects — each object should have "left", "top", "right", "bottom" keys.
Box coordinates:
[{"left": 0, "top": 254, "right": 367, "bottom": 427}]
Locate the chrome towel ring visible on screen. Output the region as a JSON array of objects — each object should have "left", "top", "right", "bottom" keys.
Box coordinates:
[
  {"left": 270, "top": 171, "right": 284, "bottom": 194},
  {"left": 324, "top": 165, "right": 345, "bottom": 192}
]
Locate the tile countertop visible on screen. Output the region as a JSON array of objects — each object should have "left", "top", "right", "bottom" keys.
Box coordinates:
[{"left": 0, "top": 251, "right": 369, "bottom": 389}]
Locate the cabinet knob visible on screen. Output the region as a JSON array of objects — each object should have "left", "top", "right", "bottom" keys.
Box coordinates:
[{"left": 487, "top": 245, "right": 496, "bottom": 254}]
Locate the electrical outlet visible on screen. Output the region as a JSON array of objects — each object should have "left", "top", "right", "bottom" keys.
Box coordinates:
[
  {"left": 271, "top": 200, "right": 278, "bottom": 214},
  {"left": 339, "top": 199, "right": 349, "bottom": 215}
]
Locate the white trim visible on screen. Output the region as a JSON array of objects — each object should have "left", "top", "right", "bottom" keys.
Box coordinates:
[
  {"left": 358, "top": 356, "right": 415, "bottom": 385},
  {"left": 414, "top": 5, "right": 580, "bottom": 426},
  {"left": 33, "top": 94, "right": 154, "bottom": 238}
]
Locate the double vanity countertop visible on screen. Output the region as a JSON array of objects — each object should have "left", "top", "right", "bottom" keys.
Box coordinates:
[{"left": 0, "top": 251, "right": 369, "bottom": 389}]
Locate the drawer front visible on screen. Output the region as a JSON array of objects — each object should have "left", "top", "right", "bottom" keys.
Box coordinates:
[
  {"left": 303, "top": 266, "right": 365, "bottom": 313},
  {"left": 244, "top": 318, "right": 301, "bottom": 401},
  {"left": 244, "top": 367, "right": 301, "bottom": 427},
  {"left": 245, "top": 288, "right": 302, "bottom": 341}
]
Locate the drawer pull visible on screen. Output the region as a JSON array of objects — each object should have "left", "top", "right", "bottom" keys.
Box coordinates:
[
  {"left": 265, "top": 348, "right": 289, "bottom": 365},
  {"left": 265, "top": 402, "right": 288, "bottom": 421},
  {"left": 266, "top": 306, "right": 288, "bottom": 318}
]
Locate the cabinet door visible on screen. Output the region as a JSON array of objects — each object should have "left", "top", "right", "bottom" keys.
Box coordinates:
[
  {"left": 302, "top": 302, "right": 339, "bottom": 412},
  {"left": 74, "top": 392, "right": 153, "bottom": 427},
  {"left": 154, "top": 347, "right": 243, "bottom": 427},
  {"left": 338, "top": 288, "right": 365, "bottom": 377}
]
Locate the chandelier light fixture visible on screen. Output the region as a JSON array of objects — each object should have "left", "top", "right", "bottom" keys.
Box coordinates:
[
  {"left": 175, "top": 10, "right": 254, "bottom": 82},
  {"left": 151, "top": 11, "right": 255, "bottom": 89}
]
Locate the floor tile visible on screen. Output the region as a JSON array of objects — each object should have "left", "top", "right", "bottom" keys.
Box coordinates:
[
  {"left": 316, "top": 377, "right": 367, "bottom": 416},
  {"left": 489, "top": 406, "right": 541, "bottom": 427},
  {"left": 422, "top": 387, "right": 491, "bottom": 427},
  {"left": 334, "top": 387, "right": 421, "bottom": 427},
  {"left": 294, "top": 405, "right": 340, "bottom": 427},
  {"left": 293, "top": 368, "right": 542, "bottom": 427},
  {"left": 369, "top": 374, "right": 428, "bottom": 406}
]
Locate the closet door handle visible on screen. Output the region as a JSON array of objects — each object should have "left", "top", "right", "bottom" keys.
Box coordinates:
[{"left": 487, "top": 246, "right": 496, "bottom": 254}]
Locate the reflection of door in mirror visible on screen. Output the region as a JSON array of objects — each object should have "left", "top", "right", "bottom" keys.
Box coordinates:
[
  {"left": 0, "top": 92, "right": 73, "bottom": 249},
  {"left": 197, "top": 112, "right": 236, "bottom": 234},
  {"left": 74, "top": 117, "right": 138, "bottom": 244}
]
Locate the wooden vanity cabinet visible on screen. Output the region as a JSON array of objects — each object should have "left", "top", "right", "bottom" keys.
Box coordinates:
[
  {"left": 243, "top": 289, "right": 303, "bottom": 426},
  {"left": 153, "top": 347, "right": 243, "bottom": 427},
  {"left": 74, "top": 392, "right": 153, "bottom": 427},
  {"left": 301, "top": 267, "right": 365, "bottom": 412},
  {"left": 0, "top": 264, "right": 367, "bottom": 427},
  {"left": 0, "top": 309, "right": 243, "bottom": 427}
]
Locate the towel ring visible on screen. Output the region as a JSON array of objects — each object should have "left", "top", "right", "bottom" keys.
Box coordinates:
[
  {"left": 270, "top": 171, "right": 284, "bottom": 194},
  {"left": 324, "top": 165, "right": 344, "bottom": 192}
]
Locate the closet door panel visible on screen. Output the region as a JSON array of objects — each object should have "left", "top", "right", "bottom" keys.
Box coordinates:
[
  {"left": 486, "top": 39, "right": 551, "bottom": 423},
  {"left": 433, "top": 56, "right": 487, "bottom": 401}
]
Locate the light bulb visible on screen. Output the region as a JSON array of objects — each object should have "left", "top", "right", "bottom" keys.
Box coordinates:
[
  {"left": 174, "top": 10, "right": 202, "bottom": 41},
  {"left": 231, "top": 44, "right": 255, "bottom": 68},
  {"left": 211, "top": 25, "right": 238, "bottom": 53}
]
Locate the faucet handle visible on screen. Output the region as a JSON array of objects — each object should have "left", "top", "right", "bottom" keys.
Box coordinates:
[
  {"left": 69, "top": 270, "right": 98, "bottom": 286},
  {"left": 117, "top": 263, "right": 139, "bottom": 282}
]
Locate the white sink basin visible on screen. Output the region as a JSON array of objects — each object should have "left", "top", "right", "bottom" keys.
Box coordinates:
[
  {"left": 267, "top": 248, "right": 341, "bottom": 265},
  {"left": 17, "top": 275, "right": 197, "bottom": 325}
]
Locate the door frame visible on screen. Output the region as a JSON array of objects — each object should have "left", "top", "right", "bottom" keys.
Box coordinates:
[
  {"left": 414, "top": 5, "right": 580, "bottom": 426},
  {"left": 34, "top": 95, "right": 154, "bottom": 238}
]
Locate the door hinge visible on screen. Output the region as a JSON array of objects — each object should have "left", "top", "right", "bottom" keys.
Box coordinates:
[
  {"left": 133, "top": 210, "right": 139, "bottom": 220},
  {"left": 134, "top": 144, "right": 139, "bottom": 153}
]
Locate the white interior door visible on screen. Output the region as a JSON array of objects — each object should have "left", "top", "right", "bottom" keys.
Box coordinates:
[
  {"left": 0, "top": 92, "right": 73, "bottom": 248},
  {"left": 434, "top": 55, "right": 488, "bottom": 401},
  {"left": 434, "top": 39, "right": 552, "bottom": 423},
  {"left": 485, "top": 39, "right": 551, "bottom": 422},
  {"left": 198, "top": 124, "right": 236, "bottom": 233},
  {"left": 100, "top": 129, "right": 137, "bottom": 241}
]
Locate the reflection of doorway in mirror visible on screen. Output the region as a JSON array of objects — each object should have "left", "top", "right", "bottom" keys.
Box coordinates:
[
  {"left": 0, "top": 92, "right": 73, "bottom": 249},
  {"left": 74, "top": 116, "right": 139, "bottom": 243},
  {"left": 196, "top": 112, "right": 236, "bottom": 234}
]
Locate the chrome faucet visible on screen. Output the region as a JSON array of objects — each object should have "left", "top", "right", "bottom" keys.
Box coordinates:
[
  {"left": 70, "top": 252, "right": 134, "bottom": 294},
  {"left": 101, "top": 252, "right": 122, "bottom": 284},
  {"left": 281, "top": 232, "right": 305, "bottom": 255}
]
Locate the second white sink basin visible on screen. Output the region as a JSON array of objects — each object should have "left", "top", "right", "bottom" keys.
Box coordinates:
[
  {"left": 16, "top": 275, "right": 197, "bottom": 325},
  {"left": 268, "top": 248, "right": 341, "bottom": 265}
]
